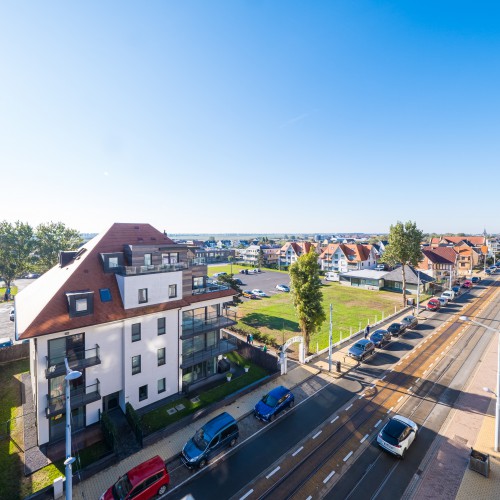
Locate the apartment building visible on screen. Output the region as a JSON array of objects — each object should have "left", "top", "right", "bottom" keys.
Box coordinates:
[{"left": 15, "top": 223, "right": 236, "bottom": 447}]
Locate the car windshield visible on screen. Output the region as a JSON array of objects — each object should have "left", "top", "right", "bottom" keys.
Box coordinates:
[
  {"left": 371, "top": 333, "right": 383, "bottom": 341},
  {"left": 112, "top": 475, "right": 133, "bottom": 500},
  {"left": 262, "top": 393, "right": 279, "bottom": 408},
  {"left": 352, "top": 343, "right": 365, "bottom": 350},
  {"left": 193, "top": 428, "right": 209, "bottom": 450}
]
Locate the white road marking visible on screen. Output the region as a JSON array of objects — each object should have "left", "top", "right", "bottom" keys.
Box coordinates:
[
  {"left": 397, "top": 396, "right": 403, "bottom": 402},
  {"left": 345, "top": 404, "right": 353, "bottom": 411},
  {"left": 360, "top": 434, "right": 369, "bottom": 443},
  {"left": 387, "top": 406, "right": 394, "bottom": 413},
  {"left": 343, "top": 451, "right": 353, "bottom": 462},
  {"left": 374, "top": 419, "right": 382, "bottom": 428},
  {"left": 331, "top": 416, "right": 339, "bottom": 424},
  {"left": 415, "top": 378, "right": 420, "bottom": 383},
  {"left": 313, "top": 431, "right": 322, "bottom": 439},
  {"left": 266, "top": 466, "right": 280, "bottom": 479},
  {"left": 240, "top": 490, "right": 254, "bottom": 500},
  {"left": 408, "top": 386, "right": 413, "bottom": 392},
  {"left": 359, "top": 394, "right": 365, "bottom": 399},
  {"left": 292, "top": 446, "right": 303, "bottom": 456},
  {"left": 323, "top": 471, "right": 336, "bottom": 483},
  {"left": 381, "top": 375, "right": 386, "bottom": 380}
]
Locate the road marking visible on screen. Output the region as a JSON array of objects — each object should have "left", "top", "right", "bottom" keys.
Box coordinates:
[
  {"left": 408, "top": 386, "right": 413, "bottom": 392},
  {"left": 331, "top": 416, "right": 339, "bottom": 424},
  {"left": 313, "top": 431, "right": 322, "bottom": 439},
  {"left": 375, "top": 419, "right": 382, "bottom": 428},
  {"left": 381, "top": 375, "right": 386, "bottom": 380},
  {"left": 360, "top": 434, "right": 369, "bottom": 443},
  {"left": 397, "top": 362, "right": 402, "bottom": 366},
  {"left": 292, "top": 446, "right": 303, "bottom": 456},
  {"left": 323, "top": 471, "right": 336, "bottom": 483},
  {"left": 397, "top": 396, "right": 403, "bottom": 402},
  {"left": 343, "top": 451, "right": 353, "bottom": 462},
  {"left": 359, "top": 394, "right": 365, "bottom": 399},
  {"left": 345, "top": 404, "right": 353, "bottom": 411},
  {"left": 387, "top": 406, "right": 394, "bottom": 413},
  {"left": 240, "top": 490, "right": 254, "bottom": 500},
  {"left": 429, "top": 363, "right": 434, "bottom": 368},
  {"left": 415, "top": 378, "right": 420, "bottom": 383},
  {"left": 306, "top": 497, "right": 312, "bottom": 500},
  {"left": 266, "top": 466, "right": 280, "bottom": 479}
]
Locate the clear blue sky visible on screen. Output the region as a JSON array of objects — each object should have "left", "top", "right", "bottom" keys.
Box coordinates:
[{"left": 2, "top": 1, "right": 499, "bottom": 235}]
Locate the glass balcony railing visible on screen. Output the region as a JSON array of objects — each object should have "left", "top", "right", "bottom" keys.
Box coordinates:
[
  {"left": 181, "top": 313, "right": 237, "bottom": 338},
  {"left": 115, "top": 258, "right": 207, "bottom": 277},
  {"left": 192, "top": 281, "right": 231, "bottom": 295},
  {"left": 180, "top": 337, "right": 238, "bottom": 369},
  {"left": 45, "top": 380, "right": 101, "bottom": 417},
  {"left": 45, "top": 345, "right": 101, "bottom": 379}
]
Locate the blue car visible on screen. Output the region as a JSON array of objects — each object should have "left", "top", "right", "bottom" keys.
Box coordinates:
[
  {"left": 254, "top": 385, "right": 295, "bottom": 422},
  {"left": 369, "top": 329, "right": 391, "bottom": 348}
]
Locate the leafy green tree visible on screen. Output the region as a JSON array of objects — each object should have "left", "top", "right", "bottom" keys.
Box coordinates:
[
  {"left": 381, "top": 221, "right": 424, "bottom": 306},
  {"left": 34, "top": 222, "right": 83, "bottom": 272},
  {"left": 289, "top": 250, "right": 326, "bottom": 353},
  {"left": 216, "top": 274, "right": 242, "bottom": 304},
  {"left": 0, "top": 220, "right": 35, "bottom": 288},
  {"left": 257, "top": 248, "right": 265, "bottom": 269}
]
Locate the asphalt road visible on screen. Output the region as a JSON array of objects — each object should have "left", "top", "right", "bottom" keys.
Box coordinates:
[
  {"left": 0, "top": 278, "right": 34, "bottom": 343},
  {"left": 216, "top": 269, "right": 292, "bottom": 299}
]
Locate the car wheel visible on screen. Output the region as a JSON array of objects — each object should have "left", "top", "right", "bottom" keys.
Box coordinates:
[
  {"left": 400, "top": 448, "right": 406, "bottom": 459},
  {"left": 198, "top": 458, "right": 207, "bottom": 469},
  {"left": 158, "top": 485, "right": 168, "bottom": 496},
  {"left": 269, "top": 413, "right": 276, "bottom": 422},
  {"left": 289, "top": 399, "right": 295, "bottom": 408},
  {"left": 229, "top": 437, "right": 237, "bottom": 447}
]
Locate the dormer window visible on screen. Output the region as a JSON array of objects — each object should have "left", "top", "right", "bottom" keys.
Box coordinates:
[{"left": 66, "top": 291, "right": 94, "bottom": 318}]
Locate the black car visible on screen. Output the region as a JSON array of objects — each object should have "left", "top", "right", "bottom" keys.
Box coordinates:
[
  {"left": 387, "top": 322, "right": 406, "bottom": 337},
  {"left": 401, "top": 315, "right": 418, "bottom": 329},
  {"left": 233, "top": 278, "right": 244, "bottom": 285},
  {"left": 348, "top": 339, "right": 375, "bottom": 362},
  {"left": 369, "top": 329, "right": 391, "bottom": 348}
]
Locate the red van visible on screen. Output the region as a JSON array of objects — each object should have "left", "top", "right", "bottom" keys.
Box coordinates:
[{"left": 100, "top": 455, "right": 169, "bottom": 500}]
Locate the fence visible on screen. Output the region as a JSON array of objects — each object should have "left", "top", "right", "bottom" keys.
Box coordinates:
[{"left": 0, "top": 343, "right": 29, "bottom": 364}]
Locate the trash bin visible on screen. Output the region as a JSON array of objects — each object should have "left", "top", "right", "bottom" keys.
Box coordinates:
[
  {"left": 469, "top": 448, "right": 490, "bottom": 477},
  {"left": 217, "top": 358, "right": 230, "bottom": 373},
  {"left": 336, "top": 361, "right": 341, "bottom": 373}
]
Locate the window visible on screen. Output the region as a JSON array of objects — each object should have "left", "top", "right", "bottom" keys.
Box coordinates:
[
  {"left": 157, "top": 348, "right": 166, "bottom": 366},
  {"left": 132, "top": 355, "right": 141, "bottom": 375},
  {"left": 66, "top": 291, "right": 94, "bottom": 318},
  {"left": 158, "top": 378, "right": 166, "bottom": 394},
  {"left": 109, "top": 257, "right": 119, "bottom": 268},
  {"left": 139, "top": 385, "right": 148, "bottom": 401},
  {"left": 132, "top": 323, "right": 141, "bottom": 342},
  {"left": 193, "top": 277, "right": 204, "bottom": 289},
  {"left": 138, "top": 288, "right": 148, "bottom": 303},
  {"left": 157, "top": 317, "right": 166, "bottom": 335},
  {"left": 99, "top": 288, "right": 112, "bottom": 302},
  {"left": 144, "top": 253, "right": 152, "bottom": 266},
  {"left": 169, "top": 284, "right": 177, "bottom": 298}
]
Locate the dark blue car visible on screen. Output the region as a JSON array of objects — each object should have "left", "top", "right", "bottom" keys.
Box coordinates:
[
  {"left": 254, "top": 385, "right": 295, "bottom": 422},
  {"left": 369, "top": 329, "right": 391, "bottom": 348}
]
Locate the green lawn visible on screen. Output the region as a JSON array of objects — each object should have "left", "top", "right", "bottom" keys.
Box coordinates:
[{"left": 235, "top": 282, "right": 408, "bottom": 352}]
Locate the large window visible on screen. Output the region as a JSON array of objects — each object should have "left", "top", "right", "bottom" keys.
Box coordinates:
[
  {"left": 158, "top": 378, "right": 166, "bottom": 394},
  {"left": 157, "top": 317, "right": 166, "bottom": 335},
  {"left": 157, "top": 348, "right": 166, "bottom": 366},
  {"left": 182, "top": 359, "right": 217, "bottom": 385},
  {"left": 132, "top": 323, "right": 141, "bottom": 342},
  {"left": 138, "top": 288, "right": 148, "bottom": 304},
  {"left": 193, "top": 277, "right": 204, "bottom": 289},
  {"left": 132, "top": 355, "right": 141, "bottom": 375},
  {"left": 139, "top": 385, "right": 148, "bottom": 401},
  {"left": 169, "top": 284, "right": 177, "bottom": 299},
  {"left": 48, "top": 334, "right": 84, "bottom": 367}
]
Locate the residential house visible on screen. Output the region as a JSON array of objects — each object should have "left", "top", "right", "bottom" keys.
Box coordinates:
[
  {"left": 279, "top": 241, "right": 320, "bottom": 267},
  {"left": 381, "top": 265, "right": 435, "bottom": 295},
  {"left": 319, "top": 244, "right": 378, "bottom": 272},
  {"left": 454, "top": 241, "right": 481, "bottom": 276},
  {"left": 239, "top": 244, "right": 280, "bottom": 268},
  {"left": 15, "top": 223, "right": 236, "bottom": 448},
  {"left": 418, "top": 247, "right": 458, "bottom": 285}
]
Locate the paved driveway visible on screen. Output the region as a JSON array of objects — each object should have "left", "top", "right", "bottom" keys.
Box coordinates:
[{"left": 232, "top": 270, "right": 291, "bottom": 298}]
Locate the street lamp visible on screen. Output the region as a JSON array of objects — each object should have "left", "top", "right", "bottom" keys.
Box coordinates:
[
  {"left": 459, "top": 315, "right": 500, "bottom": 451},
  {"left": 64, "top": 358, "right": 82, "bottom": 500}
]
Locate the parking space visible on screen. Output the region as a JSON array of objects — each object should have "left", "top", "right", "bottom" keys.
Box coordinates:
[{"left": 232, "top": 270, "right": 291, "bottom": 299}]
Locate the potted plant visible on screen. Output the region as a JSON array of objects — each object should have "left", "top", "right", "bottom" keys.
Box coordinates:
[
  {"left": 226, "top": 372, "right": 232, "bottom": 382},
  {"left": 244, "top": 365, "right": 250, "bottom": 373}
]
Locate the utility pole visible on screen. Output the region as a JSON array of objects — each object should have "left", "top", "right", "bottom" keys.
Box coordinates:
[{"left": 328, "top": 304, "right": 333, "bottom": 372}]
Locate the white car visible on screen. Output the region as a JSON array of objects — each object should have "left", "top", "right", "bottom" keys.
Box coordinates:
[
  {"left": 251, "top": 289, "right": 267, "bottom": 297},
  {"left": 276, "top": 284, "right": 290, "bottom": 292},
  {"left": 437, "top": 296, "right": 448, "bottom": 306},
  {"left": 9, "top": 307, "right": 15, "bottom": 322},
  {"left": 377, "top": 415, "right": 418, "bottom": 458}
]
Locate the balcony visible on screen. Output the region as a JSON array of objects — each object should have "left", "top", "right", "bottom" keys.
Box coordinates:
[
  {"left": 46, "top": 345, "right": 101, "bottom": 379},
  {"left": 181, "top": 312, "right": 237, "bottom": 338},
  {"left": 192, "top": 281, "right": 231, "bottom": 296},
  {"left": 46, "top": 380, "right": 101, "bottom": 418},
  {"left": 180, "top": 336, "right": 238, "bottom": 369},
  {"left": 116, "top": 262, "right": 188, "bottom": 276}
]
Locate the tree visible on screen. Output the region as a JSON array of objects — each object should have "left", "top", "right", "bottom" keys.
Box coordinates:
[
  {"left": 0, "top": 220, "right": 36, "bottom": 288},
  {"left": 257, "top": 248, "right": 265, "bottom": 269},
  {"left": 289, "top": 250, "right": 326, "bottom": 353},
  {"left": 381, "top": 221, "right": 424, "bottom": 307},
  {"left": 216, "top": 274, "right": 242, "bottom": 304},
  {"left": 34, "top": 222, "right": 83, "bottom": 273}
]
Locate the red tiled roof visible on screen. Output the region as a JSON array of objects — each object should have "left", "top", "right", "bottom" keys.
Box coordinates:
[
  {"left": 16, "top": 223, "right": 234, "bottom": 340},
  {"left": 430, "top": 236, "right": 485, "bottom": 246}
]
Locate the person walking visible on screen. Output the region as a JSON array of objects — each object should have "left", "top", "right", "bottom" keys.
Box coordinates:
[
  {"left": 262, "top": 344, "right": 267, "bottom": 353},
  {"left": 249, "top": 333, "right": 253, "bottom": 345},
  {"left": 364, "top": 324, "right": 370, "bottom": 339},
  {"left": 246, "top": 334, "right": 251, "bottom": 344}
]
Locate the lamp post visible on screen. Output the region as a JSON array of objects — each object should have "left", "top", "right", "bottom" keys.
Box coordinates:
[
  {"left": 64, "top": 358, "right": 82, "bottom": 500},
  {"left": 459, "top": 315, "right": 500, "bottom": 451},
  {"left": 416, "top": 270, "right": 421, "bottom": 316},
  {"left": 328, "top": 304, "right": 333, "bottom": 372}
]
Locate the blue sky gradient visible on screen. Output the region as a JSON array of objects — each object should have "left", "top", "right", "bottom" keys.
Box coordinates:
[{"left": 2, "top": 1, "right": 499, "bottom": 234}]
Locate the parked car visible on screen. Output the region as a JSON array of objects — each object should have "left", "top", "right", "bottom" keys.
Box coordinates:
[
  {"left": 387, "top": 322, "right": 406, "bottom": 337},
  {"left": 485, "top": 269, "right": 492, "bottom": 275},
  {"left": 426, "top": 298, "right": 441, "bottom": 311},
  {"left": 251, "top": 289, "right": 267, "bottom": 297},
  {"left": 451, "top": 286, "right": 461, "bottom": 296},
  {"left": 369, "top": 329, "right": 391, "bottom": 348},
  {"left": 213, "top": 272, "right": 227, "bottom": 278},
  {"left": 375, "top": 263, "right": 387, "bottom": 271},
  {"left": 471, "top": 276, "right": 481, "bottom": 283},
  {"left": 401, "top": 315, "right": 418, "bottom": 329},
  {"left": 441, "top": 290, "right": 455, "bottom": 302},
  {"left": 9, "top": 307, "right": 15, "bottom": 321},
  {"left": 437, "top": 297, "right": 448, "bottom": 306},
  {"left": 181, "top": 412, "right": 239, "bottom": 469},
  {"left": 240, "top": 269, "right": 249, "bottom": 275},
  {"left": 254, "top": 385, "right": 295, "bottom": 422},
  {"left": 276, "top": 284, "right": 290, "bottom": 292},
  {"left": 348, "top": 339, "right": 375, "bottom": 362},
  {"left": 377, "top": 415, "right": 418, "bottom": 458},
  {"left": 242, "top": 290, "right": 258, "bottom": 299},
  {"left": 462, "top": 280, "right": 472, "bottom": 288},
  {"left": 0, "top": 337, "right": 13, "bottom": 348},
  {"left": 233, "top": 278, "right": 244, "bottom": 285},
  {"left": 100, "top": 455, "right": 170, "bottom": 500}
]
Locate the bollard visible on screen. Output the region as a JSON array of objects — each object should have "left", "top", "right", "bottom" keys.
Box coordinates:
[
  {"left": 336, "top": 360, "right": 341, "bottom": 372},
  {"left": 53, "top": 477, "right": 64, "bottom": 499}
]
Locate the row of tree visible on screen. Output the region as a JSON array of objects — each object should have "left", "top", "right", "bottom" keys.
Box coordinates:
[{"left": 0, "top": 221, "right": 83, "bottom": 288}]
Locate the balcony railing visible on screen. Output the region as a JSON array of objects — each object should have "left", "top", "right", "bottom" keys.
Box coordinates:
[
  {"left": 45, "top": 345, "right": 101, "bottom": 379},
  {"left": 117, "top": 262, "right": 188, "bottom": 276},
  {"left": 180, "top": 337, "right": 238, "bottom": 369},
  {"left": 181, "top": 313, "right": 237, "bottom": 338},
  {"left": 45, "top": 379, "right": 101, "bottom": 418},
  {"left": 192, "top": 282, "right": 231, "bottom": 295}
]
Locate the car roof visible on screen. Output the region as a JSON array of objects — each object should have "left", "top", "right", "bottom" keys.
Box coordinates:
[
  {"left": 268, "top": 385, "right": 291, "bottom": 398},
  {"left": 126, "top": 455, "right": 165, "bottom": 485},
  {"left": 202, "top": 412, "right": 237, "bottom": 440}
]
